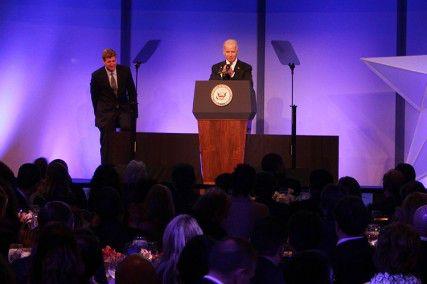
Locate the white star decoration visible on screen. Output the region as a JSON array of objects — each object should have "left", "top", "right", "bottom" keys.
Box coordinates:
[{"left": 361, "top": 55, "right": 427, "bottom": 183}]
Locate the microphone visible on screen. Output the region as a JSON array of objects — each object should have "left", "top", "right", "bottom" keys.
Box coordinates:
[{"left": 219, "top": 64, "right": 232, "bottom": 80}]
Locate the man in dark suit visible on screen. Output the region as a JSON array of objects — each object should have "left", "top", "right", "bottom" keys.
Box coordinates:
[
  {"left": 250, "top": 217, "right": 286, "bottom": 284},
  {"left": 209, "top": 39, "right": 255, "bottom": 132},
  {"left": 90, "top": 48, "right": 137, "bottom": 164},
  {"left": 198, "top": 238, "right": 256, "bottom": 284},
  {"left": 209, "top": 39, "right": 254, "bottom": 86},
  {"left": 332, "top": 196, "right": 375, "bottom": 284}
]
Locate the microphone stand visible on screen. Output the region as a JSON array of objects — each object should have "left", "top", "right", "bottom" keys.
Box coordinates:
[
  {"left": 289, "top": 63, "right": 297, "bottom": 169},
  {"left": 131, "top": 60, "right": 141, "bottom": 159}
]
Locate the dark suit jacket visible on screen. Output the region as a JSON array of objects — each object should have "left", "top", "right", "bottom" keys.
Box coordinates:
[
  {"left": 90, "top": 64, "right": 137, "bottom": 128},
  {"left": 416, "top": 239, "right": 427, "bottom": 283},
  {"left": 332, "top": 237, "right": 375, "bottom": 284},
  {"left": 252, "top": 256, "right": 285, "bottom": 284},
  {"left": 209, "top": 60, "right": 253, "bottom": 83}
]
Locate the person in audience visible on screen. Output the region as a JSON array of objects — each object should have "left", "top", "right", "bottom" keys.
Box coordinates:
[
  {"left": 200, "top": 237, "right": 256, "bottom": 284},
  {"left": 169, "top": 163, "right": 199, "bottom": 214},
  {"left": 395, "top": 163, "right": 416, "bottom": 185},
  {"left": 136, "top": 184, "right": 175, "bottom": 244},
  {"left": 122, "top": 160, "right": 148, "bottom": 207},
  {"left": 0, "top": 254, "right": 16, "bottom": 284},
  {"left": 260, "top": 153, "right": 300, "bottom": 195},
  {"left": 89, "top": 165, "right": 121, "bottom": 208},
  {"left": 261, "top": 153, "right": 285, "bottom": 177},
  {"left": 250, "top": 217, "right": 286, "bottom": 284},
  {"left": 123, "top": 160, "right": 148, "bottom": 187},
  {"left": 288, "top": 169, "right": 333, "bottom": 216},
  {"left": 400, "top": 181, "right": 426, "bottom": 202},
  {"left": 12, "top": 200, "right": 77, "bottom": 284},
  {"left": 45, "top": 159, "right": 88, "bottom": 209},
  {"left": 215, "top": 173, "right": 233, "bottom": 195},
  {"left": 321, "top": 184, "right": 345, "bottom": 221},
  {"left": 16, "top": 163, "right": 41, "bottom": 210},
  {"left": 333, "top": 196, "right": 374, "bottom": 284},
  {"left": 370, "top": 223, "right": 421, "bottom": 283},
  {"left": 126, "top": 177, "right": 157, "bottom": 233},
  {"left": 395, "top": 192, "right": 427, "bottom": 225},
  {"left": 75, "top": 228, "right": 107, "bottom": 284},
  {"left": 192, "top": 188, "right": 230, "bottom": 240},
  {"left": 90, "top": 186, "right": 135, "bottom": 252},
  {"left": 319, "top": 184, "right": 345, "bottom": 257},
  {"left": 29, "top": 222, "right": 84, "bottom": 284},
  {"left": 288, "top": 210, "right": 322, "bottom": 253},
  {"left": 283, "top": 250, "right": 332, "bottom": 284},
  {"left": 413, "top": 205, "right": 427, "bottom": 283},
  {"left": 308, "top": 169, "right": 334, "bottom": 201},
  {"left": 31, "top": 161, "right": 75, "bottom": 207},
  {"left": 0, "top": 178, "right": 20, "bottom": 259},
  {"left": 177, "top": 235, "right": 215, "bottom": 284},
  {"left": 116, "top": 254, "right": 160, "bottom": 284},
  {"left": 0, "top": 186, "right": 8, "bottom": 218},
  {"left": 51, "top": 159, "right": 69, "bottom": 171},
  {"left": 222, "top": 164, "right": 269, "bottom": 239},
  {"left": 38, "top": 201, "right": 74, "bottom": 229},
  {"left": 33, "top": 157, "right": 48, "bottom": 179},
  {"left": 255, "top": 171, "right": 291, "bottom": 226},
  {"left": 0, "top": 161, "right": 16, "bottom": 188},
  {"left": 337, "top": 176, "right": 361, "bottom": 198},
  {"left": 156, "top": 214, "right": 203, "bottom": 284},
  {"left": 373, "top": 169, "right": 406, "bottom": 217}
]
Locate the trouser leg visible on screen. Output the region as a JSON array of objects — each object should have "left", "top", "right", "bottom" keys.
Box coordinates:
[
  {"left": 118, "top": 111, "right": 134, "bottom": 160},
  {"left": 99, "top": 126, "right": 114, "bottom": 165}
]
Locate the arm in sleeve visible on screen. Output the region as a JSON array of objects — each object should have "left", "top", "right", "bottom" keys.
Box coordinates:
[
  {"left": 209, "top": 65, "right": 221, "bottom": 80},
  {"left": 90, "top": 74, "right": 98, "bottom": 114},
  {"left": 126, "top": 67, "right": 138, "bottom": 118}
]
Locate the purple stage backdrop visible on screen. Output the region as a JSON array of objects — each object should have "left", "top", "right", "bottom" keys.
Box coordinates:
[
  {"left": 406, "top": 1, "right": 427, "bottom": 186},
  {"left": 0, "top": 1, "right": 426, "bottom": 185}
]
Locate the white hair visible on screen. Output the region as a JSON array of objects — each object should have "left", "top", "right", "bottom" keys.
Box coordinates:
[
  {"left": 223, "top": 39, "right": 238, "bottom": 49},
  {"left": 156, "top": 214, "right": 203, "bottom": 283}
]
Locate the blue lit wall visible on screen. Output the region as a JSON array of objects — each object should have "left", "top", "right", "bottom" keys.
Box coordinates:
[
  {"left": 406, "top": 0, "right": 427, "bottom": 184},
  {"left": 264, "top": 1, "right": 397, "bottom": 185},
  {"left": 1, "top": 1, "right": 421, "bottom": 185},
  {"left": 0, "top": 1, "right": 121, "bottom": 178}
]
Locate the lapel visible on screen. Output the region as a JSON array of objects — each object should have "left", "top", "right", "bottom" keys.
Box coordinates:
[
  {"left": 116, "top": 65, "right": 124, "bottom": 91},
  {"left": 233, "top": 60, "right": 241, "bottom": 79},
  {"left": 219, "top": 60, "right": 227, "bottom": 74}
]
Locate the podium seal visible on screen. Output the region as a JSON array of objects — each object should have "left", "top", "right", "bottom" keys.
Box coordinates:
[{"left": 210, "top": 84, "right": 233, "bottom": 106}]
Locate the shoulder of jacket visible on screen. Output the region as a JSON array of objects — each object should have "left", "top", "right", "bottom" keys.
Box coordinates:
[
  {"left": 212, "top": 61, "right": 225, "bottom": 68},
  {"left": 92, "top": 66, "right": 105, "bottom": 76},
  {"left": 237, "top": 60, "right": 252, "bottom": 69}
]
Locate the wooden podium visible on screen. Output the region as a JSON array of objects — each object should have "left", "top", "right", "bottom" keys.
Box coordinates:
[{"left": 193, "top": 80, "right": 256, "bottom": 184}]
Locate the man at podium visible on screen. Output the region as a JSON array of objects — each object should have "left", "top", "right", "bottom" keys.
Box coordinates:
[
  {"left": 209, "top": 39, "right": 254, "bottom": 88},
  {"left": 209, "top": 39, "right": 255, "bottom": 132}
]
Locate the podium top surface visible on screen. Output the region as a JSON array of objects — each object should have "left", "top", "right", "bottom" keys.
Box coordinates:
[{"left": 193, "top": 80, "right": 256, "bottom": 120}]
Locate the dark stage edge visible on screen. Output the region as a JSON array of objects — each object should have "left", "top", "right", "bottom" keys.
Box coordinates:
[{"left": 109, "top": 132, "right": 339, "bottom": 186}]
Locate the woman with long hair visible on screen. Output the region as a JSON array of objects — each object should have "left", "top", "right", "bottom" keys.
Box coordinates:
[
  {"left": 156, "top": 214, "right": 203, "bottom": 284},
  {"left": 29, "top": 222, "right": 84, "bottom": 284},
  {"left": 137, "top": 184, "right": 175, "bottom": 244}
]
